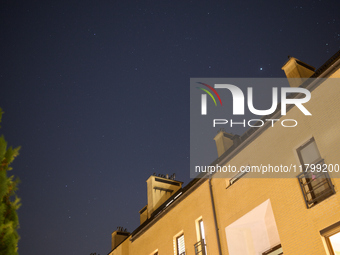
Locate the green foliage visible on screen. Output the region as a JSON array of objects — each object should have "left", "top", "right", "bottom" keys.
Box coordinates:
[{"left": 0, "top": 108, "right": 21, "bottom": 254}]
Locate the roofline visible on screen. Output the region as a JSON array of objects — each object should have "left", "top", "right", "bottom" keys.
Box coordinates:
[
  {"left": 212, "top": 49, "right": 340, "bottom": 169},
  {"left": 130, "top": 176, "right": 207, "bottom": 241},
  {"left": 311, "top": 50, "right": 340, "bottom": 78},
  {"left": 282, "top": 56, "right": 315, "bottom": 71},
  {"left": 107, "top": 235, "right": 131, "bottom": 255}
]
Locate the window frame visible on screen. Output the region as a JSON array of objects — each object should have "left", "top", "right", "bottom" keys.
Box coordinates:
[
  {"left": 262, "top": 244, "right": 283, "bottom": 255},
  {"left": 229, "top": 170, "right": 247, "bottom": 185},
  {"left": 296, "top": 137, "right": 319, "bottom": 166},
  {"left": 194, "top": 219, "right": 207, "bottom": 255},
  {"left": 320, "top": 221, "right": 340, "bottom": 255},
  {"left": 198, "top": 219, "right": 205, "bottom": 241},
  {"left": 176, "top": 233, "right": 185, "bottom": 255},
  {"left": 296, "top": 138, "right": 335, "bottom": 208}
]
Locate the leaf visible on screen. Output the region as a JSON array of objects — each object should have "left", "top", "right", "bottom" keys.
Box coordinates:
[
  {"left": 4, "top": 146, "right": 21, "bottom": 168},
  {"left": 0, "top": 135, "right": 7, "bottom": 163}
]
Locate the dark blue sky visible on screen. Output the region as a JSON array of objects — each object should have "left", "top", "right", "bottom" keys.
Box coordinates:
[{"left": 1, "top": 1, "right": 340, "bottom": 254}]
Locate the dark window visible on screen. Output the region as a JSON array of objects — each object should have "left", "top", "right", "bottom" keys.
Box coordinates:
[
  {"left": 229, "top": 170, "right": 247, "bottom": 185},
  {"left": 297, "top": 138, "right": 335, "bottom": 208},
  {"left": 262, "top": 244, "right": 283, "bottom": 255}
]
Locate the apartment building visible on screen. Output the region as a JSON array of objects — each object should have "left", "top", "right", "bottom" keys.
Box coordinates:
[{"left": 108, "top": 50, "right": 340, "bottom": 255}]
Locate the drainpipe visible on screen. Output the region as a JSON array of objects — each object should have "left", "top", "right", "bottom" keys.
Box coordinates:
[{"left": 209, "top": 173, "right": 222, "bottom": 255}]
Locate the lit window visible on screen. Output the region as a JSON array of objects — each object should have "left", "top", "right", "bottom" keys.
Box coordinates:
[
  {"left": 329, "top": 233, "right": 340, "bottom": 254},
  {"left": 320, "top": 221, "right": 340, "bottom": 255},
  {"left": 194, "top": 220, "right": 207, "bottom": 255},
  {"left": 296, "top": 138, "right": 335, "bottom": 208},
  {"left": 199, "top": 220, "right": 206, "bottom": 243},
  {"left": 177, "top": 234, "right": 185, "bottom": 255}
]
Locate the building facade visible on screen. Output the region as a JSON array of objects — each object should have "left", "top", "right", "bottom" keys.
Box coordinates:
[{"left": 108, "top": 50, "right": 340, "bottom": 255}]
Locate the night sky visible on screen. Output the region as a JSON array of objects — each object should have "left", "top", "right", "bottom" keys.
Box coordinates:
[{"left": 1, "top": 1, "right": 340, "bottom": 254}]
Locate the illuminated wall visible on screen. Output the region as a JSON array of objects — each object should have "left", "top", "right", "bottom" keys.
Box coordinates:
[{"left": 108, "top": 54, "right": 340, "bottom": 255}]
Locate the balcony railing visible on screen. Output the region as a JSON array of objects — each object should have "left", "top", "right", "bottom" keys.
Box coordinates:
[
  {"left": 297, "top": 158, "right": 335, "bottom": 208},
  {"left": 194, "top": 239, "right": 206, "bottom": 255}
]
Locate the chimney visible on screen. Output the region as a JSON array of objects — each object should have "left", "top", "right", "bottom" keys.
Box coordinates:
[
  {"left": 146, "top": 174, "right": 182, "bottom": 217},
  {"left": 214, "top": 130, "right": 240, "bottom": 157},
  {"left": 111, "top": 227, "right": 130, "bottom": 250},
  {"left": 281, "top": 56, "right": 315, "bottom": 87}
]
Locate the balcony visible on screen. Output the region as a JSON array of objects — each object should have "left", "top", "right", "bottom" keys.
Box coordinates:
[
  {"left": 297, "top": 159, "right": 335, "bottom": 208},
  {"left": 194, "top": 239, "right": 206, "bottom": 255}
]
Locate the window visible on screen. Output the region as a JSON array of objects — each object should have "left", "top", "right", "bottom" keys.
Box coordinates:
[
  {"left": 177, "top": 234, "right": 185, "bottom": 255},
  {"left": 297, "top": 138, "right": 335, "bottom": 208},
  {"left": 229, "top": 170, "right": 247, "bottom": 185},
  {"left": 320, "top": 221, "right": 340, "bottom": 255},
  {"left": 225, "top": 199, "right": 281, "bottom": 255},
  {"left": 199, "top": 220, "right": 206, "bottom": 243},
  {"left": 194, "top": 220, "right": 207, "bottom": 255},
  {"left": 262, "top": 244, "right": 283, "bottom": 255}
]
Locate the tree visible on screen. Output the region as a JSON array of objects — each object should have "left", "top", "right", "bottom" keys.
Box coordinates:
[{"left": 0, "top": 108, "right": 21, "bottom": 254}]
